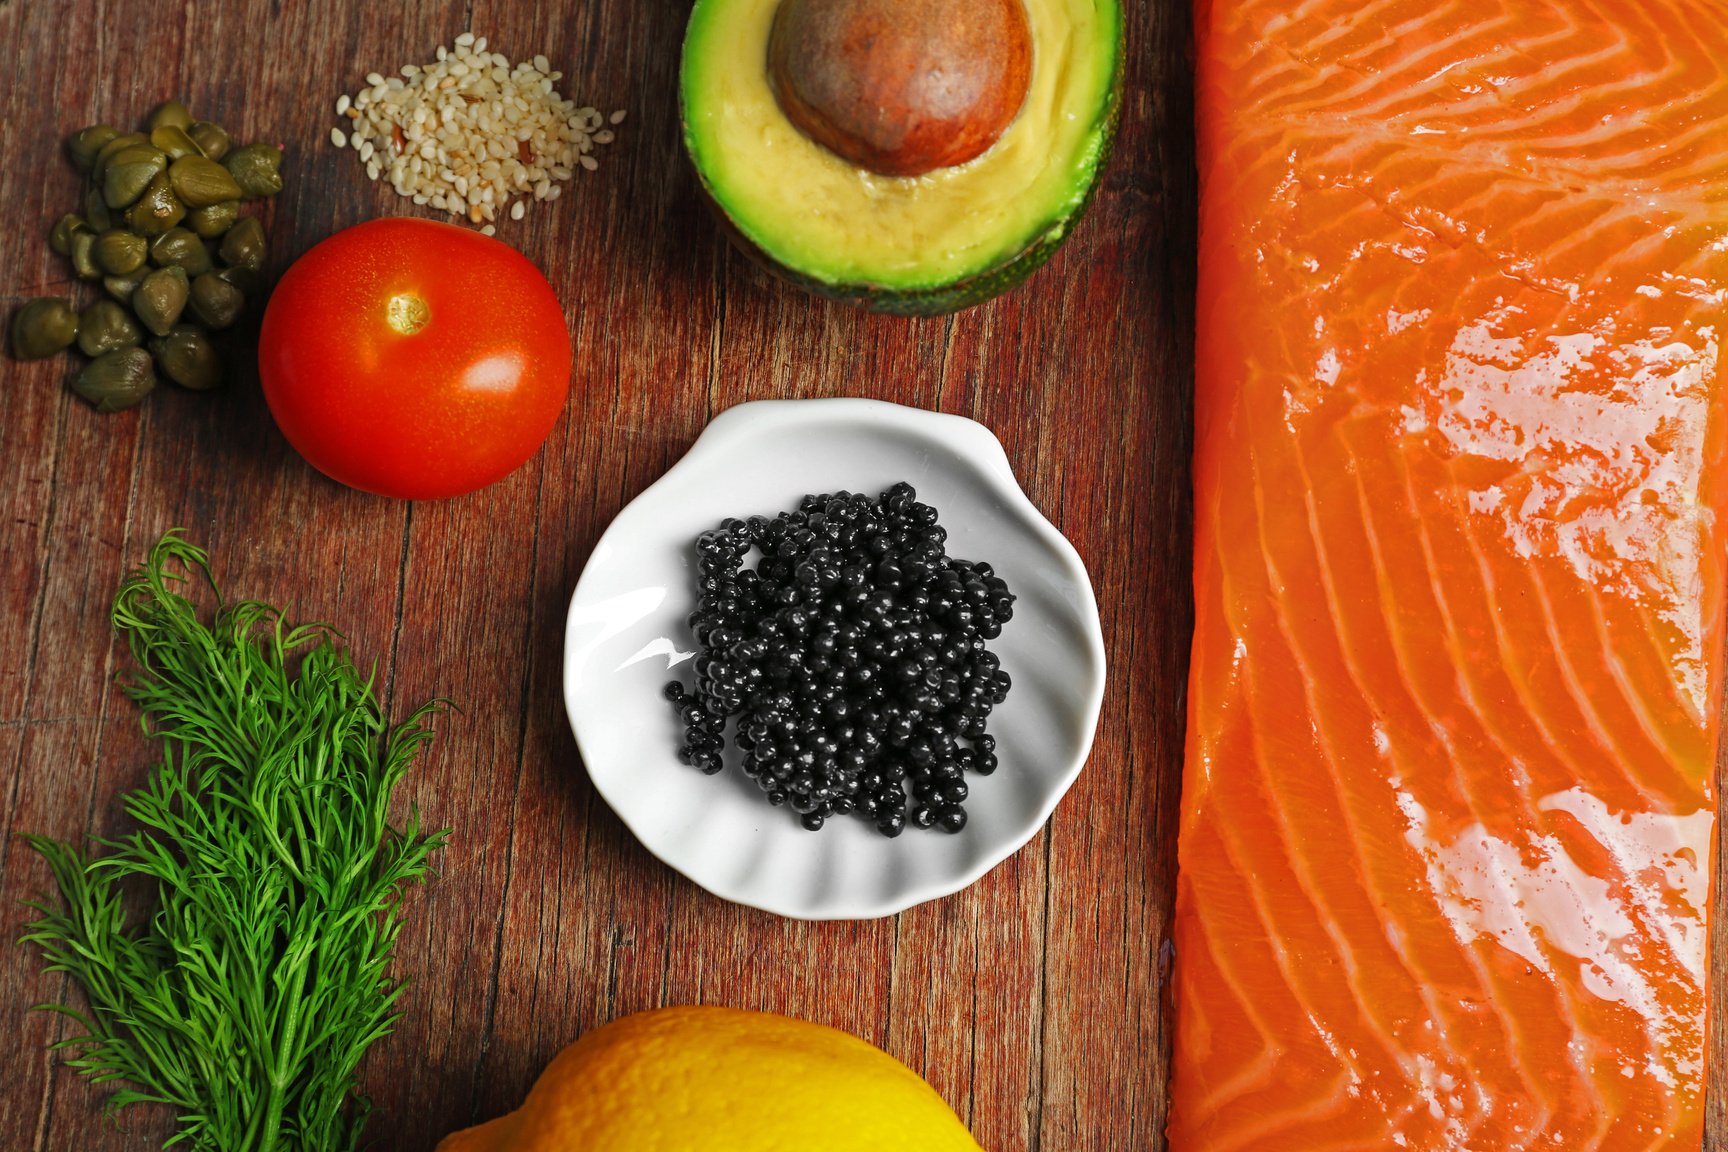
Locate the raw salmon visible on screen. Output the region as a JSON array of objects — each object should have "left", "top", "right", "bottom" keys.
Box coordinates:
[{"left": 1172, "top": 2, "right": 1728, "bottom": 1148}]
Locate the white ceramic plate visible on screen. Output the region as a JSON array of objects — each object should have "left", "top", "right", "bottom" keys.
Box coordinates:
[{"left": 562, "top": 399, "right": 1106, "bottom": 919}]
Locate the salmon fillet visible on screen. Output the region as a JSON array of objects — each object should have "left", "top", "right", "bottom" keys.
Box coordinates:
[{"left": 1173, "top": 2, "right": 1728, "bottom": 1148}]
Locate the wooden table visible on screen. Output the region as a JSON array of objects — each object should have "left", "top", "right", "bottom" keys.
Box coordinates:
[
  {"left": 13, "top": 2, "right": 1728, "bottom": 1151},
  {"left": 0, "top": 0, "right": 1194, "bottom": 1148}
]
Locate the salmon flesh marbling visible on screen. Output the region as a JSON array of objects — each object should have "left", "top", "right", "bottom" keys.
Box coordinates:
[{"left": 1173, "top": 1, "right": 1728, "bottom": 1147}]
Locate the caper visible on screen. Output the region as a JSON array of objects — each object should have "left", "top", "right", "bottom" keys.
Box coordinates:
[
  {"left": 148, "top": 325, "right": 222, "bottom": 391},
  {"left": 149, "top": 227, "right": 213, "bottom": 276},
  {"left": 186, "top": 199, "right": 238, "bottom": 239},
  {"left": 103, "top": 268, "right": 148, "bottom": 302},
  {"left": 84, "top": 185, "right": 113, "bottom": 233},
  {"left": 93, "top": 229, "right": 149, "bottom": 275},
  {"left": 189, "top": 271, "right": 244, "bottom": 330},
  {"left": 219, "top": 216, "right": 266, "bottom": 272},
  {"left": 147, "top": 100, "right": 194, "bottom": 134},
  {"left": 178, "top": 243, "right": 221, "bottom": 280},
  {"left": 150, "top": 123, "right": 204, "bottom": 161},
  {"left": 168, "top": 155, "right": 244, "bottom": 208},
  {"left": 124, "top": 171, "right": 187, "bottom": 236},
  {"left": 72, "top": 347, "right": 156, "bottom": 413},
  {"left": 222, "top": 143, "right": 283, "bottom": 199},
  {"left": 67, "top": 124, "right": 120, "bottom": 173},
  {"left": 215, "top": 264, "right": 264, "bottom": 296},
  {"left": 103, "top": 145, "right": 168, "bottom": 209},
  {"left": 70, "top": 230, "right": 101, "bottom": 280},
  {"left": 77, "top": 299, "right": 143, "bottom": 357},
  {"left": 149, "top": 227, "right": 199, "bottom": 265},
  {"left": 188, "top": 121, "right": 230, "bottom": 161},
  {"left": 133, "top": 265, "right": 189, "bottom": 336},
  {"left": 50, "top": 213, "right": 89, "bottom": 256},
  {"left": 9, "top": 298, "right": 78, "bottom": 360},
  {"left": 91, "top": 132, "right": 148, "bottom": 183}
]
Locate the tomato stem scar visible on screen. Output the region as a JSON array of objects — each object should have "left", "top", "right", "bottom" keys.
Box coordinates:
[{"left": 387, "top": 294, "right": 431, "bottom": 335}]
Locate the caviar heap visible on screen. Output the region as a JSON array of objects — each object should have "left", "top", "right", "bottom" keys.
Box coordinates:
[{"left": 666, "top": 482, "right": 1014, "bottom": 835}]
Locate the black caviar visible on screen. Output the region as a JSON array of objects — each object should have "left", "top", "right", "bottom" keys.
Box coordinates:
[{"left": 666, "top": 482, "right": 1013, "bottom": 835}]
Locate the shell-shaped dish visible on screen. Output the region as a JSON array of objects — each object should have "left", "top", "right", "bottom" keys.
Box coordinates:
[{"left": 563, "top": 398, "right": 1106, "bottom": 919}]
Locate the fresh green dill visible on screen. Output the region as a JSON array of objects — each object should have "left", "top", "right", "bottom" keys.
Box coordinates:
[{"left": 21, "top": 531, "right": 449, "bottom": 1152}]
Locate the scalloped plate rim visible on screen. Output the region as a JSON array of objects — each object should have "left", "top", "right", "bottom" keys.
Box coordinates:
[{"left": 562, "top": 397, "right": 1107, "bottom": 919}]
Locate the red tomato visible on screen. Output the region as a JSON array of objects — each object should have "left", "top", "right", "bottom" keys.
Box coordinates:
[{"left": 259, "top": 217, "right": 572, "bottom": 500}]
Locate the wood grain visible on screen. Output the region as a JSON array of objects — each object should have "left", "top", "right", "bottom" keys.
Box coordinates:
[{"left": 0, "top": 0, "right": 1190, "bottom": 1149}]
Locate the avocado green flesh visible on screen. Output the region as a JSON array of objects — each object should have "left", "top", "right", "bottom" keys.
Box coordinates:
[{"left": 681, "top": 0, "right": 1122, "bottom": 311}]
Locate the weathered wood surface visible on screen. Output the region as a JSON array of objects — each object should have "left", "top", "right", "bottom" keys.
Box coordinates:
[
  {"left": 0, "top": 0, "right": 1193, "bottom": 1149},
  {"left": 12, "top": 1, "right": 1722, "bottom": 1150}
]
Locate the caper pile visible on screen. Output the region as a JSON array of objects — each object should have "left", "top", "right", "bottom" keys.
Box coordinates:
[{"left": 9, "top": 100, "right": 283, "bottom": 411}]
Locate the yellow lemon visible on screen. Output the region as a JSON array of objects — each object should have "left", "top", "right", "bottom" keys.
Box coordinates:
[{"left": 437, "top": 1005, "right": 984, "bottom": 1151}]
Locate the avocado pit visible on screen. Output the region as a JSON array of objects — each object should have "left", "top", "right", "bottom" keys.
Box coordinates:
[{"left": 767, "top": 0, "right": 1033, "bottom": 178}]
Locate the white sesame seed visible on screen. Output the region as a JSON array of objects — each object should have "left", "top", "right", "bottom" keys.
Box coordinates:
[
  {"left": 610, "top": 109, "right": 626, "bottom": 124},
  {"left": 334, "top": 37, "right": 615, "bottom": 229},
  {"left": 481, "top": 224, "right": 496, "bottom": 236},
  {"left": 336, "top": 94, "right": 351, "bottom": 116},
  {"left": 331, "top": 127, "right": 348, "bottom": 148}
]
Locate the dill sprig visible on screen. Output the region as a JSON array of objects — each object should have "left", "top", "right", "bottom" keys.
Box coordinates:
[{"left": 20, "top": 532, "right": 449, "bottom": 1152}]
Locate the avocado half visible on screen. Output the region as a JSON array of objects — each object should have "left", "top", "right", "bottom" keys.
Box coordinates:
[{"left": 679, "top": 0, "right": 1123, "bottom": 316}]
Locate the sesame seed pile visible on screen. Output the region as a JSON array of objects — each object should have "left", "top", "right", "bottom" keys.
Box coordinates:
[{"left": 332, "top": 32, "right": 623, "bottom": 236}]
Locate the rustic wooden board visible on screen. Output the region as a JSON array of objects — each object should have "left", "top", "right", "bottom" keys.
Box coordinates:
[{"left": 0, "top": 0, "right": 1192, "bottom": 1149}]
